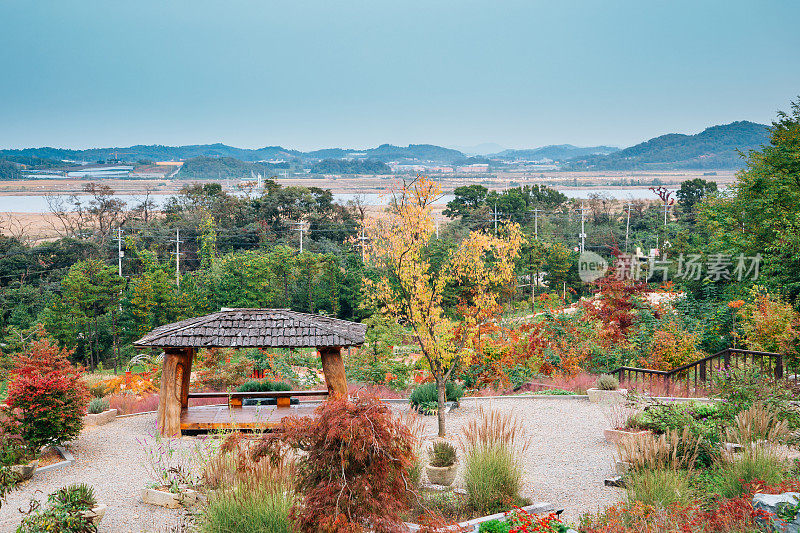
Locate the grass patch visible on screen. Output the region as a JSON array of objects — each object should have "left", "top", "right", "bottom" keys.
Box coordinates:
[
  {"left": 713, "top": 446, "right": 791, "bottom": 498},
  {"left": 625, "top": 469, "right": 693, "bottom": 507},
  {"left": 532, "top": 389, "right": 576, "bottom": 395},
  {"left": 198, "top": 483, "right": 294, "bottom": 533}
]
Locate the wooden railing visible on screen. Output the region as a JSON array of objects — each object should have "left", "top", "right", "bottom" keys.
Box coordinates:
[{"left": 612, "top": 348, "right": 785, "bottom": 396}]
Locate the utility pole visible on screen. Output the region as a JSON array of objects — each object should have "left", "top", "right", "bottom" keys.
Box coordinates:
[
  {"left": 625, "top": 203, "right": 631, "bottom": 254},
  {"left": 579, "top": 203, "right": 586, "bottom": 254},
  {"left": 291, "top": 221, "right": 306, "bottom": 253},
  {"left": 116, "top": 227, "right": 124, "bottom": 277},
  {"left": 493, "top": 203, "right": 498, "bottom": 235},
  {"left": 358, "top": 227, "right": 369, "bottom": 262},
  {"left": 534, "top": 208, "right": 539, "bottom": 240},
  {"left": 435, "top": 216, "right": 439, "bottom": 239},
  {"left": 172, "top": 228, "right": 182, "bottom": 287}
]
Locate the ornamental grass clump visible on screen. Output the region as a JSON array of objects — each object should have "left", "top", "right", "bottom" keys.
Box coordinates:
[
  {"left": 616, "top": 428, "right": 701, "bottom": 472},
  {"left": 429, "top": 441, "right": 457, "bottom": 467},
  {"left": 460, "top": 407, "right": 531, "bottom": 515},
  {"left": 725, "top": 401, "right": 790, "bottom": 445},
  {"left": 713, "top": 445, "right": 791, "bottom": 498},
  {"left": 199, "top": 436, "right": 295, "bottom": 533},
  {"left": 87, "top": 397, "right": 109, "bottom": 415},
  {"left": 596, "top": 374, "right": 620, "bottom": 391},
  {"left": 624, "top": 469, "right": 692, "bottom": 508}
]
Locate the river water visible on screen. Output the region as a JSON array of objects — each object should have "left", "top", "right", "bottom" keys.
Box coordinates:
[{"left": 0, "top": 188, "right": 669, "bottom": 213}]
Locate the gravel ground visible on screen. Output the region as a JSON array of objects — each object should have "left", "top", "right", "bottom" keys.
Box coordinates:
[
  {"left": 0, "top": 398, "right": 621, "bottom": 531},
  {"left": 405, "top": 397, "right": 623, "bottom": 525},
  {"left": 0, "top": 414, "right": 190, "bottom": 533}
]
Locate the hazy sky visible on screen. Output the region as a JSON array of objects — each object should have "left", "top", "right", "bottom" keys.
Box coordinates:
[{"left": 1, "top": 1, "right": 798, "bottom": 151}]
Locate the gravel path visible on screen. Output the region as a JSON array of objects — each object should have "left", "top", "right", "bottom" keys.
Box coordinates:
[
  {"left": 405, "top": 397, "right": 623, "bottom": 525},
  {"left": 0, "top": 398, "right": 621, "bottom": 531},
  {"left": 0, "top": 414, "right": 188, "bottom": 533}
]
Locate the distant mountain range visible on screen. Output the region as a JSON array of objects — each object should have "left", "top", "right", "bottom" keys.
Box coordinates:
[
  {"left": 0, "top": 120, "right": 772, "bottom": 173},
  {"left": 491, "top": 144, "right": 619, "bottom": 161},
  {"left": 565, "top": 121, "right": 770, "bottom": 170}
]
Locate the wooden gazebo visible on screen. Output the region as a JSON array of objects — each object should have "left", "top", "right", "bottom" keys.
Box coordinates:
[{"left": 134, "top": 308, "right": 366, "bottom": 437}]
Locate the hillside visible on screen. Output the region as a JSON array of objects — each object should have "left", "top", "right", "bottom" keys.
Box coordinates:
[
  {"left": 567, "top": 121, "right": 770, "bottom": 170},
  {"left": 493, "top": 144, "right": 619, "bottom": 162}
]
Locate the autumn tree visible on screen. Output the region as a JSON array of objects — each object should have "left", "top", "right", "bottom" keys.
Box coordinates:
[{"left": 364, "top": 177, "right": 522, "bottom": 436}]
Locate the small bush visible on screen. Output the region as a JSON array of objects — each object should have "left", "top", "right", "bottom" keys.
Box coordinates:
[
  {"left": 17, "top": 484, "right": 97, "bottom": 533},
  {"left": 713, "top": 445, "right": 791, "bottom": 498},
  {"left": 5, "top": 334, "right": 89, "bottom": 450},
  {"left": 236, "top": 380, "right": 291, "bottom": 393},
  {"left": 87, "top": 398, "right": 109, "bottom": 415},
  {"left": 479, "top": 519, "right": 510, "bottom": 533},
  {"left": 460, "top": 408, "right": 531, "bottom": 515},
  {"left": 409, "top": 381, "right": 464, "bottom": 409},
  {"left": 596, "top": 374, "right": 619, "bottom": 391},
  {"left": 429, "top": 441, "right": 457, "bottom": 467},
  {"left": 625, "top": 469, "right": 692, "bottom": 508}
]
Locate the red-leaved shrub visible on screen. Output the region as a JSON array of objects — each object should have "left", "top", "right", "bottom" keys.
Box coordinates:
[
  {"left": 254, "top": 392, "right": 416, "bottom": 532},
  {"left": 4, "top": 333, "right": 89, "bottom": 449}
]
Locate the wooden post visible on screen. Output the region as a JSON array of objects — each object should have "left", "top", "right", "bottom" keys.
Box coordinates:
[
  {"left": 319, "top": 346, "right": 348, "bottom": 398},
  {"left": 157, "top": 347, "right": 192, "bottom": 437}
]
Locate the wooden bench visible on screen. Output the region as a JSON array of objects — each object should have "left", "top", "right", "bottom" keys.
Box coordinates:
[{"left": 187, "top": 390, "right": 329, "bottom": 408}]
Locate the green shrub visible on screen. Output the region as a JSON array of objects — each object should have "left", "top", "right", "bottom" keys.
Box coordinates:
[
  {"left": 49, "top": 483, "right": 96, "bottom": 514},
  {"left": 533, "top": 389, "right": 576, "bottom": 395},
  {"left": 625, "top": 469, "right": 692, "bottom": 507},
  {"left": 713, "top": 446, "right": 791, "bottom": 498},
  {"left": 596, "top": 374, "right": 619, "bottom": 390},
  {"left": 409, "top": 381, "right": 464, "bottom": 409},
  {"left": 0, "top": 433, "right": 34, "bottom": 467},
  {"left": 236, "top": 380, "right": 291, "bottom": 393},
  {"left": 198, "top": 483, "right": 294, "bottom": 533},
  {"left": 479, "top": 518, "right": 511, "bottom": 533},
  {"left": 87, "top": 398, "right": 109, "bottom": 415},
  {"left": 429, "top": 441, "right": 457, "bottom": 467},
  {"left": 87, "top": 383, "right": 107, "bottom": 399},
  {"left": 17, "top": 484, "right": 96, "bottom": 533},
  {"left": 712, "top": 366, "right": 799, "bottom": 429}
]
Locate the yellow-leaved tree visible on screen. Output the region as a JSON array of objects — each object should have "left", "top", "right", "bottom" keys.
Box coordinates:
[{"left": 364, "top": 177, "right": 522, "bottom": 436}]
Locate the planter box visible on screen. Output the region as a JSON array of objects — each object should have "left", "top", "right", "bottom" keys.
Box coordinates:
[
  {"left": 10, "top": 460, "right": 38, "bottom": 480},
  {"left": 426, "top": 464, "right": 458, "bottom": 487},
  {"left": 405, "top": 502, "right": 566, "bottom": 532},
  {"left": 83, "top": 409, "right": 118, "bottom": 427},
  {"left": 80, "top": 504, "right": 106, "bottom": 526},
  {"left": 604, "top": 428, "right": 651, "bottom": 444},
  {"left": 141, "top": 487, "right": 199, "bottom": 508},
  {"left": 587, "top": 388, "right": 627, "bottom": 404}
]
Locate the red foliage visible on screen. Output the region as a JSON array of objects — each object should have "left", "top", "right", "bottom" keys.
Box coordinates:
[
  {"left": 582, "top": 480, "right": 800, "bottom": 533},
  {"left": 254, "top": 393, "right": 416, "bottom": 533},
  {"left": 4, "top": 332, "right": 89, "bottom": 449},
  {"left": 581, "top": 274, "right": 647, "bottom": 345}
]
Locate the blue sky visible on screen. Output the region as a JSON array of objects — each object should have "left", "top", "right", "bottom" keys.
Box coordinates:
[{"left": 0, "top": 1, "right": 798, "bottom": 151}]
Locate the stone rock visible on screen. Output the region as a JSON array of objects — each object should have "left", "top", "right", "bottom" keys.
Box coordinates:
[
  {"left": 141, "top": 487, "right": 199, "bottom": 508},
  {"left": 753, "top": 492, "right": 800, "bottom": 532}
]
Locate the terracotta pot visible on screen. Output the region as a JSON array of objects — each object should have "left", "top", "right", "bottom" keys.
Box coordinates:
[{"left": 426, "top": 463, "right": 458, "bottom": 486}]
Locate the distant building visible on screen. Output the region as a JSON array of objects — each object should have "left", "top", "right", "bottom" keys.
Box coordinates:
[
  {"left": 456, "top": 163, "right": 489, "bottom": 173},
  {"left": 155, "top": 161, "right": 184, "bottom": 166}
]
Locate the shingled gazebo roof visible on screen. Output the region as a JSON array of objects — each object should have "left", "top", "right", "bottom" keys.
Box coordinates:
[{"left": 133, "top": 308, "right": 367, "bottom": 349}]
